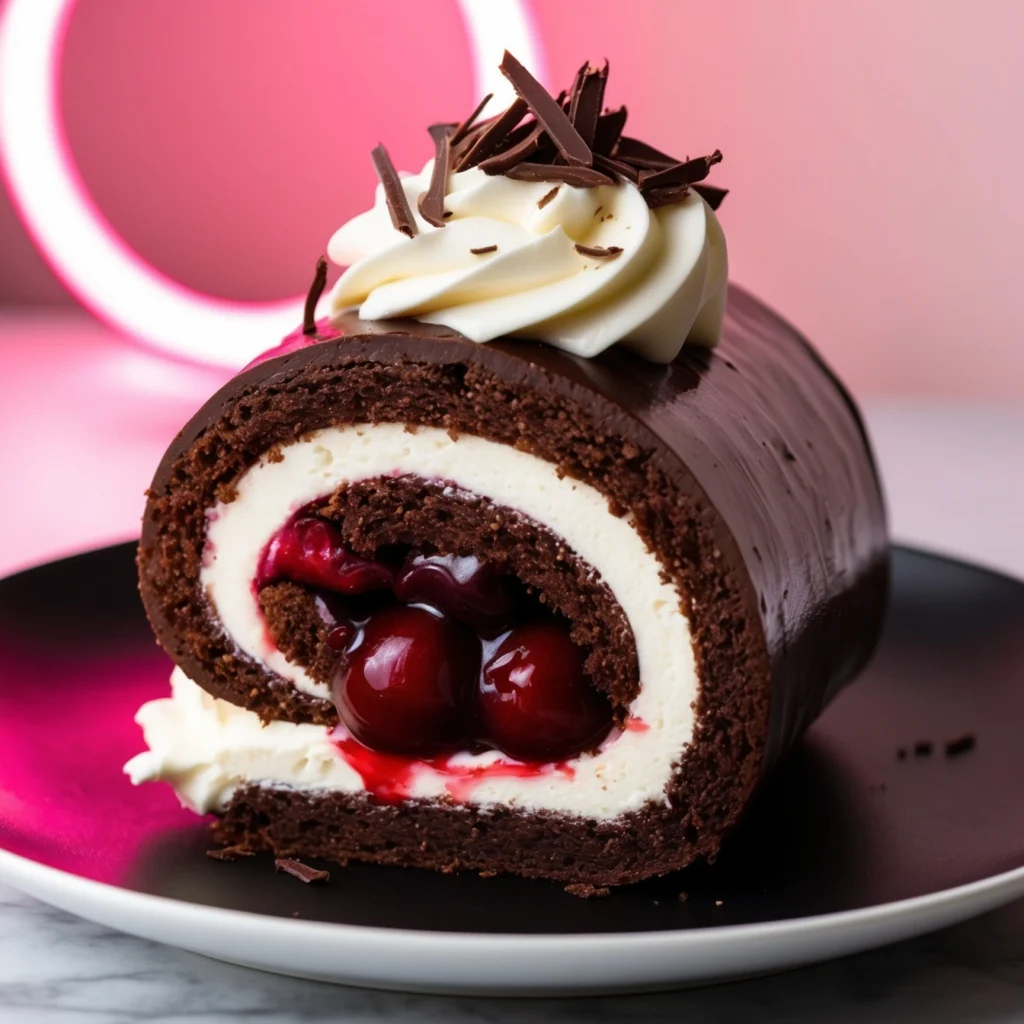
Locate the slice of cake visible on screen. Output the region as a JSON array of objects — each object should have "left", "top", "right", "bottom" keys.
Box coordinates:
[{"left": 126, "top": 54, "right": 888, "bottom": 888}]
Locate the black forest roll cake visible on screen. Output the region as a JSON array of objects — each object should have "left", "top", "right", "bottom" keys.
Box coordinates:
[{"left": 126, "top": 54, "right": 889, "bottom": 888}]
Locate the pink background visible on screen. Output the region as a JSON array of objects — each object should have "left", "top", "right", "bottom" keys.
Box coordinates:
[
  {"left": 3, "top": 0, "right": 1024, "bottom": 396},
  {"left": 1, "top": 0, "right": 1023, "bottom": 579}
]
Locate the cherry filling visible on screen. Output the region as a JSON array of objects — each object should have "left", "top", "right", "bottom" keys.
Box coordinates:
[
  {"left": 256, "top": 511, "right": 616, "bottom": 765},
  {"left": 257, "top": 516, "right": 394, "bottom": 594}
]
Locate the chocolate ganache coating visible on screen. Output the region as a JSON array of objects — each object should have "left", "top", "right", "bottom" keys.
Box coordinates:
[{"left": 140, "top": 284, "right": 888, "bottom": 781}]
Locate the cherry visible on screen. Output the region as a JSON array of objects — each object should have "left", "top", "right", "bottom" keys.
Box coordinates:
[
  {"left": 477, "top": 623, "right": 613, "bottom": 762},
  {"left": 394, "top": 553, "right": 520, "bottom": 633},
  {"left": 257, "top": 515, "right": 393, "bottom": 595},
  {"left": 332, "top": 606, "right": 476, "bottom": 756}
]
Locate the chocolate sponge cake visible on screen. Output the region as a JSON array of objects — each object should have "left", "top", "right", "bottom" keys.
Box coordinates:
[{"left": 127, "top": 55, "right": 888, "bottom": 888}]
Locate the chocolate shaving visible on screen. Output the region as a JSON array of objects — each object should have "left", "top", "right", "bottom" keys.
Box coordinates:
[
  {"left": 575, "top": 243, "right": 623, "bottom": 259},
  {"left": 644, "top": 183, "right": 691, "bottom": 210},
  {"left": 499, "top": 51, "right": 592, "bottom": 166},
  {"left": 428, "top": 122, "right": 456, "bottom": 144},
  {"left": 274, "top": 858, "right": 330, "bottom": 884},
  {"left": 470, "top": 244, "right": 498, "bottom": 254},
  {"left": 640, "top": 150, "right": 723, "bottom": 191},
  {"left": 592, "top": 106, "right": 628, "bottom": 155},
  {"left": 302, "top": 256, "right": 328, "bottom": 336},
  {"left": 593, "top": 152, "right": 640, "bottom": 184},
  {"left": 693, "top": 184, "right": 729, "bottom": 211},
  {"left": 454, "top": 97, "right": 527, "bottom": 171},
  {"left": 450, "top": 93, "right": 493, "bottom": 145},
  {"left": 478, "top": 121, "right": 547, "bottom": 174},
  {"left": 505, "top": 163, "right": 612, "bottom": 187},
  {"left": 206, "top": 844, "right": 254, "bottom": 861},
  {"left": 913, "top": 741, "right": 933, "bottom": 757},
  {"left": 371, "top": 144, "right": 417, "bottom": 238},
  {"left": 537, "top": 185, "right": 560, "bottom": 209},
  {"left": 568, "top": 61, "right": 608, "bottom": 148},
  {"left": 380, "top": 54, "right": 727, "bottom": 221},
  {"left": 418, "top": 130, "right": 451, "bottom": 227},
  {"left": 613, "top": 135, "right": 680, "bottom": 169}
]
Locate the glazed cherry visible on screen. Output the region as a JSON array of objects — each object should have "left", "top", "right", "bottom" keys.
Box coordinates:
[
  {"left": 394, "top": 554, "right": 520, "bottom": 633},
  {"left": 332, "top": 606, "right": 476, "bottom": 756},
  {"left": 257, "top": 516, "right": 393, "bottom": 595},
  {"left": 477, "top": 623, "right": 613, "bottom": 762}
]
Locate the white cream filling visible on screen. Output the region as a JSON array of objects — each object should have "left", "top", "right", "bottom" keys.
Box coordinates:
[
  {"left": 327, "top": 162, "right": 728, "bottom": 363},
  {"left": 130, "top": 424, "right": 698, "bottom": 819}
]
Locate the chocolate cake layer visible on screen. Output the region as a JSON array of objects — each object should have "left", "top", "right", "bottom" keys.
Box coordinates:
[
  {"left": 137, "top": 284, "right": 888, "bottom": 883},
  {"left": 262, "top": 477, "right": 638, "bottom": 710}
]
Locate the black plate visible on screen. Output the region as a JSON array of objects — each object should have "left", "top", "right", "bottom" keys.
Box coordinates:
[{"left": 1, "top": 543, "right": 1022, "bottom": 934}]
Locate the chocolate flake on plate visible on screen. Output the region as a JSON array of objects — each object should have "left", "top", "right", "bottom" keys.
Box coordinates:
[
  {"left": 913, "top": 741, "right": 934, "bottom": 757},
  {"left": 206, "top": 844, "right": 255, "bottom": 861},
  {"left": 470, "top": 245, "right": 498, "bottom": 254},
  {"left": 575, "top": 243, "right": 623, "bottom": 259},
  {"left": 302, "top": 256, "right": 328, "bottom": 336},
  {"left": 371, "top": 144, "right": 418, "bottom": 238},
  {"left": 945, "top": 733, "right": 976, "bottom": 757},
  {"left": 274, "top": 857, "right": 330, "bottom": 884}
]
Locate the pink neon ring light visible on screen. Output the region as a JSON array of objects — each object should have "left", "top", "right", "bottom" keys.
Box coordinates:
[{"left": 0, "top": 0, "right": 546, "bottom": 368}]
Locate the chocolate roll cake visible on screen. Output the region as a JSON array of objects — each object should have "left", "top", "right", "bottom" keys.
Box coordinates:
[{"left": 127, "top": 55, "right": 888, "bottom": 888}]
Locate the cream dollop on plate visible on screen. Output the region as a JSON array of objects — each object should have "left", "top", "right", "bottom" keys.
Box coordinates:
[{"left": 327, "top": 162, "right": 727, "bottom": 363}]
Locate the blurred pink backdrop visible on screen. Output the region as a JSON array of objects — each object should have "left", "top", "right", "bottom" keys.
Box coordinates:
[{"left": 2, "top": 0, "right": 1023, "bottom": 396}]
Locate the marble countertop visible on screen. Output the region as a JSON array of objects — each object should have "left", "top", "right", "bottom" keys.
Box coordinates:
[
  {"left": 1, "top": 885, "right": 1024, "bottom": 1022},
  {"left": 2, "top": 320, "right": 1024, "bottom": 1020}
]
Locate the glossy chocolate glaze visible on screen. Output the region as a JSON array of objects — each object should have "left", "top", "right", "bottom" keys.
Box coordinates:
[
  {"left": 138, "top": 283, "right": 887, "bottom": 883},
  {"left": 150, "top": 284, "right": 885, "bottom": 766}
]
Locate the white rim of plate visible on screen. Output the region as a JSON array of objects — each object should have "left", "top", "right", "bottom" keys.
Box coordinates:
[{"left": 2, "top": 845, "right": 1023, "bottom": 963}]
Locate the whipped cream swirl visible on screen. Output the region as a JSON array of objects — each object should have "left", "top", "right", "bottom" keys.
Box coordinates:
[{"left": 327, "top": 161, "right": 727, "bottom": 363}]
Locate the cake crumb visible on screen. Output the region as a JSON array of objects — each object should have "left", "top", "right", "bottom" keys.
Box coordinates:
[
  {"left": 945, "top": 733, "right": 976, "bottom": 758},
  {"left": 913, "top": 741, "right": 933, "bottom": 757},
  {"left": 714, "top": 900, "right": 724, "bottom": 907},
  {"left": 478, "top": 869, "right": 498, "bottom": 879},
  {"left": 274, "top": 858, "right": 330, "bottom": 884},
  {"left": 206, "top": 844, "right": 254, "bottom": 862},
  {"left": 677, "top": 891, "right": 689, "bottom": 902},
  {"left": 564, "top": 883, "right": 611, "bottom": 899}
]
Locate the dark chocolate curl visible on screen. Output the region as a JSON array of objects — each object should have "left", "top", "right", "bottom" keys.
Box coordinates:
[
  {"left": 592, "top": 106, "right": 627, "bottom": 156},
  {"left": 499, "top": 50, "right": 593, "bottom": 167},
  {"left": 454, "top": 97, "right": 527, "bottom": 170},
  {"left": 418, "top": 130, "right": 451, "bottom": 227},
  {"left": 504, "top": 163, "right": 613, "bottom": 187},
  {"left": 568, "top": 61, "right": 608, "bottom": 148},
  {"left": 640, "top": 150, "right": 723, "bottom": 191},
  {"left": 693, "top": 184, "right": 729, "bottom": 211},
  {"left": 450, "top": 93, "right": 493, "bottom": 145},
  {"left": 302, "top": 257, "right": 328, "bottom": 336},
  {"left": 371, "top": 144, "right": 418, "bottom": 238}
]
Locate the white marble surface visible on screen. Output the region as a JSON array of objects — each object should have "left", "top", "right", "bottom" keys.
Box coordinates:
[{"left": 2, "top": 400, "right": 1024, "bottom": 1021}]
